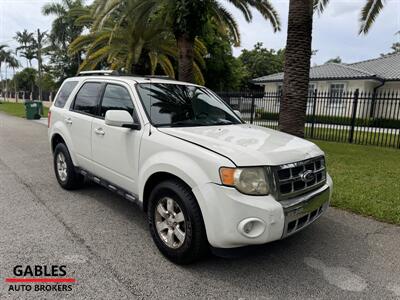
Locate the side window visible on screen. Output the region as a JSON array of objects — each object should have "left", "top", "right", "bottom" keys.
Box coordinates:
[
  {"left": 54, "top": 81, "right": 78, "bottom": 108},
  {"left": 100, "top": 84, "right": 135, "bottom": 118},
  {"left": 73, "top": 82, "right": 103, "bottom": 115}
]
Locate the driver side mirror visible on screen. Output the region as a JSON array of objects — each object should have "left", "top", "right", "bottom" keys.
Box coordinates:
[
  {"left": 105, "top": 110, "right": 141, "bottom": 130},
  {"left": 233, "top": 110, "right": 242, "bottom": 118}
]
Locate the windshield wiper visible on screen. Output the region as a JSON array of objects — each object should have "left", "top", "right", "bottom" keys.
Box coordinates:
[
  {"left": 170, "top": 121, "right": 208, "bottom": 127},
  {"left": 209, "top": 120, "right": 235, "bottom": 125},
  {"left": 156, "top": 121, "right": 207, "bottom": 128}
]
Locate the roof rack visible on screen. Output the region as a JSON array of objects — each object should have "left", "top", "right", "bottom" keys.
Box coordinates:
[
  {"left": 76, "top": 70, "right": 176, "bottom": 80},
  {"left": 144, "top": 75, "right": 173, "bottom": 80},
  {"left": 77, "top": 70, "right": 120, "bottom": 77}
]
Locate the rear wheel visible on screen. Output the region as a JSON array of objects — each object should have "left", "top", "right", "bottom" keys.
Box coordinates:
[
  {"left": 148, "top": 179, "right": 208, "bottom": 264},
  {"left": 53, "top": 143, "right": 84, "bottom": 190}
]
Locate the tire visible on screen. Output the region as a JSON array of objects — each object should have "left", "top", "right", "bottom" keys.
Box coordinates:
[
  {"left": 148, "top": 179, "right": 208, "bottom": 264},
  {"left": 53, "top": 143, "right": 84, "bottom": 190}
]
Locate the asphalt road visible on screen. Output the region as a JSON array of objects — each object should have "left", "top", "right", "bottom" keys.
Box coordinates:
[{"left": 0, "top": 112, "right": 399, "bottom": 299}]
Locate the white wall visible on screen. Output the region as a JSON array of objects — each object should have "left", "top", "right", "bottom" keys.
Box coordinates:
[
  {"left": 259, "top": 80, "right": 400, "bottom": 119},
  {"left": 263, "top": 80, "right": 400, "bottom": 94}
]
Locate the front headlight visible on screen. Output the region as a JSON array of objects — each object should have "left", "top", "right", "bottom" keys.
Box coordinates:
[{"left": 219, "top": 167, "right": 269, "bottom": 195}]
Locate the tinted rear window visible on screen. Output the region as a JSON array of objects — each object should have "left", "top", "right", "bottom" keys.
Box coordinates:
[
  {"left": 54, "top": 81, "right": 78, "bottom": 108},
  {"left": 73, "top": 82, "right": 103, "bottom": 115}
]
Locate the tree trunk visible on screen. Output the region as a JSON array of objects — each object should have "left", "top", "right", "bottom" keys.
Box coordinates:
[
  {"left": 176, "top": 34, "right": 195, "bottom": 83},
  {"left": 37, "top": 29, "right": 42, "bottom": 102},
  {"left": 0, "top": 62, "right": 2, "bottom": 99},
  {"left": 279, "top": 0, "right": 314, "bottom": 137},
  {"left": 5, "top": 65, "right": 7, "bottom": 101}
]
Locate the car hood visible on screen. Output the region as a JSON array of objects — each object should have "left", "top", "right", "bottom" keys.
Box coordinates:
[{"left": 157, "top": 124, "right": 324, "bottom": 166}]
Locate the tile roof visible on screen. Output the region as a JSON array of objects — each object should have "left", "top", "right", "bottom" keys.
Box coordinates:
[
  {"left": 252, "top": 52, "right": 400, "bottom": 83},
  {"left": 348, "top": 52, "right": 400, "bottom": 81}
]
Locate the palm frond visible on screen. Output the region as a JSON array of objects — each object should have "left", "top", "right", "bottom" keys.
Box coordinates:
[
  {"left": 148, "top": 52, "right": 158, "bottom": 75},
  {"left": 359, "top": 0, "right": 385, "bottom": 34},
  {"left": 210, "top": 2, "right": 241, "bottom": 45},
  {"left": 42, "top": 3, "right": 65, "bottom": 16},
  {"left": 68, "top": 34, "right": 96, "bottom": 54},
  {"left": 313, "top": 0, "right": 330, "bottom": 14},
  {"left": 92, "top": 0, "right": 122, "bottom": 29},
  {"left": 79, "top": 45, "right": 111, "bottom": 70},
  {"left": 157, "top": 54, "right": 176, "bottom": 78},
  {"left": 193, "top": 62, "right": 205, "bottom": 85},
  {"left": 193, "top": 38, "right": 207, "bottom": 69},
  {"left": 245, "top": 0, "right": 281, "bottom": 31},
  {"left": 226, "top": 0, "right": 253, "bottom": 22}
]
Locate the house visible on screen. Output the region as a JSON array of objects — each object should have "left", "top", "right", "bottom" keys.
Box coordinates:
[
  {"left": 251, "top": 53, "right": 400, "bottom": 120},
  {"left": 252, "top": 52, "right": 400, "bottom": 94}
]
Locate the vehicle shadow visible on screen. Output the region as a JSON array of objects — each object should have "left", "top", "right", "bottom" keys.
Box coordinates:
[{"left": 72, "top": 182, "right": 374, "bottom": 298}]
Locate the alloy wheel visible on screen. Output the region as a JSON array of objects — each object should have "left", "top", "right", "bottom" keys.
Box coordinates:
[
  {"left": 56, "top": 152, "right": 68, "bottom": 182},
  {"left": 154, "top": 197, "right": 186, "bottom": 249}
]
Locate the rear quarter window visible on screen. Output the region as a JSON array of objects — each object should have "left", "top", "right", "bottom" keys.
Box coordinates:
[
  {"left": 54, "top": 81, "right": 78, "bottom": 108},
  {"left": 72, "top": 82, "right": 103, "bottom": 115}
]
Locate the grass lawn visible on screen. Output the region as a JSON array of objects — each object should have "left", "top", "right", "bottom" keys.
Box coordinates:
[
  {"left": 0, "top": 102, "right": 49, "bottom": 118},
  {"left": 259, "top": 123, "right": 400, "bottom": 148},
  {"left": 314, "top": 140, "right": 400, "bottom": 225}
]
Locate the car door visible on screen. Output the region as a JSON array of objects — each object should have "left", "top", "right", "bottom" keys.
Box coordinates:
[
  {"left": 91, "top": 83, "right": 143, "bottom": 194},
  {"left": 65, "top": 81, "right": 104, "bottom": 171}
]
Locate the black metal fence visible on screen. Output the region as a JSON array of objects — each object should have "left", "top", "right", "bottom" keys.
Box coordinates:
[
  {"left": 218, "top": 89, "right": 400, "bottom": 149},
  {"left": 0, "top": 91, "right": 53, "bottom": 102}
]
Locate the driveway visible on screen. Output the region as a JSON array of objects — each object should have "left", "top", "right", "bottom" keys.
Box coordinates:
[{"left": 0, "top": 112, "right": 399, "bottom": 299}]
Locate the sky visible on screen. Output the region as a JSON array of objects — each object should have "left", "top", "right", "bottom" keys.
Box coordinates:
[{"left": 0, "top": 0, "right": 399, "bottom": 79}]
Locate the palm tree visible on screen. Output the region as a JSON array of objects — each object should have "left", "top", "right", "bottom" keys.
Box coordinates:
[
  {"left": 14, "top": 30, "right": 35, "bottom": 67},
  {"left": 42, "top": 0, "right": 84, "bottom": 78},
  {"left": 0, "top": 45, "right": 7, "bottom": 98},
  {"left": 34, "top": 29, "right": 48, "bottom": 100},
  {"left": 7, "top": 55, "right": 20, "bottom": 101},
  {"left": 92, "top": 0, "right": 280, "bottom": 83},
  {"left": 0, "top": 44, "right": 8, "bottom": 79},
  {"left": 0, "top": 46, "right": 12, "bottom": 99},
  {"left": 278, "top": 0, "right": 314, "bottom": 136},
  {"left": 69, "top": 3, "right": 207, "bottom": 83},
  {"left": 279, "top": 0, "right": 393, "bottom": 137},
  {"left": 3, "top": 50, "right": 14, "bottom": 98},
  {"left": 42, "top": 0, "right": 84, "bottom": 47}
]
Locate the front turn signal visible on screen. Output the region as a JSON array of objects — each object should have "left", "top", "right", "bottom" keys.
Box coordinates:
[{"left": 219, "top": 167, "right": 236, "bottom": 186}]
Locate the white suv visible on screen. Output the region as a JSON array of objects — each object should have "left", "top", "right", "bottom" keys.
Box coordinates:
[{"left": 48, "top": 71, "right": 333, "bottom": 264}]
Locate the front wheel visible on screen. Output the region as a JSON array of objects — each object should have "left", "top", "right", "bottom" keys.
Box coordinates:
[{"left": 148, "top": 179, "right": 208, "bottom": 264}]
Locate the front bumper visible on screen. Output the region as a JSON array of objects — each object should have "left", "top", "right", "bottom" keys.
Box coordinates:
[{"left": 192, "top": 174, "right": 333, "bottom": 248}]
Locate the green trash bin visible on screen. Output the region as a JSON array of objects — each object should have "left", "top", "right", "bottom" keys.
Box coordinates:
[
  {"left": 34, "top": 101, "right": 44, "bottom": 115},
  {"left": 24, "top": 101, "right": 41, "bottom": 120}
]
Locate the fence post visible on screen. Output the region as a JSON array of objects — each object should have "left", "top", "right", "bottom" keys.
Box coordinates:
[
  {"left": 250, "top": 93, "right": 255, "bottom": 124},
  {"left": 310, "top": 89, "right": 318, "bottom": 139},
  {"left": 349, "top": 89, "right": 359, "bottom": 143}
]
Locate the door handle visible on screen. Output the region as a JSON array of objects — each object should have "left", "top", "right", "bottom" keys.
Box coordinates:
[
  {"left": 94, "top": 128, "right": 105, "bottom": 135},
  {"left": 65, "top": 117, "right": 72, "bottom": 125}
]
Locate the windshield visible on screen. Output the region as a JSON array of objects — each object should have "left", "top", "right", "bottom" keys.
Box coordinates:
[{"left": 136, "top": 83, "right": 242, "bottom": 127}]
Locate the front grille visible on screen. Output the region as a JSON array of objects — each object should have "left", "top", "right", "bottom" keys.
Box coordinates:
[
  {"left": 285, "top": 203, "right": 326, "bottom": 237},
  {"left": 271, "top": 156, "right": 326, "bottom": 200}
]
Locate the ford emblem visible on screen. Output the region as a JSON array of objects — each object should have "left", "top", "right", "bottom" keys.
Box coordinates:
[{"left": 300, "top": 170, "right": 315, "bottom": 183}]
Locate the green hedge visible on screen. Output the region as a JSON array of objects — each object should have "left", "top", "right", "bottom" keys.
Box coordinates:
[{"left": 254, "top": 109, "right": 400, "bottom": 129}]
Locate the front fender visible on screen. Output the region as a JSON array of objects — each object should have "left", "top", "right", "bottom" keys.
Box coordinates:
[{"left": 138, "top": 151, "right": 213, "bottom": 203}]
